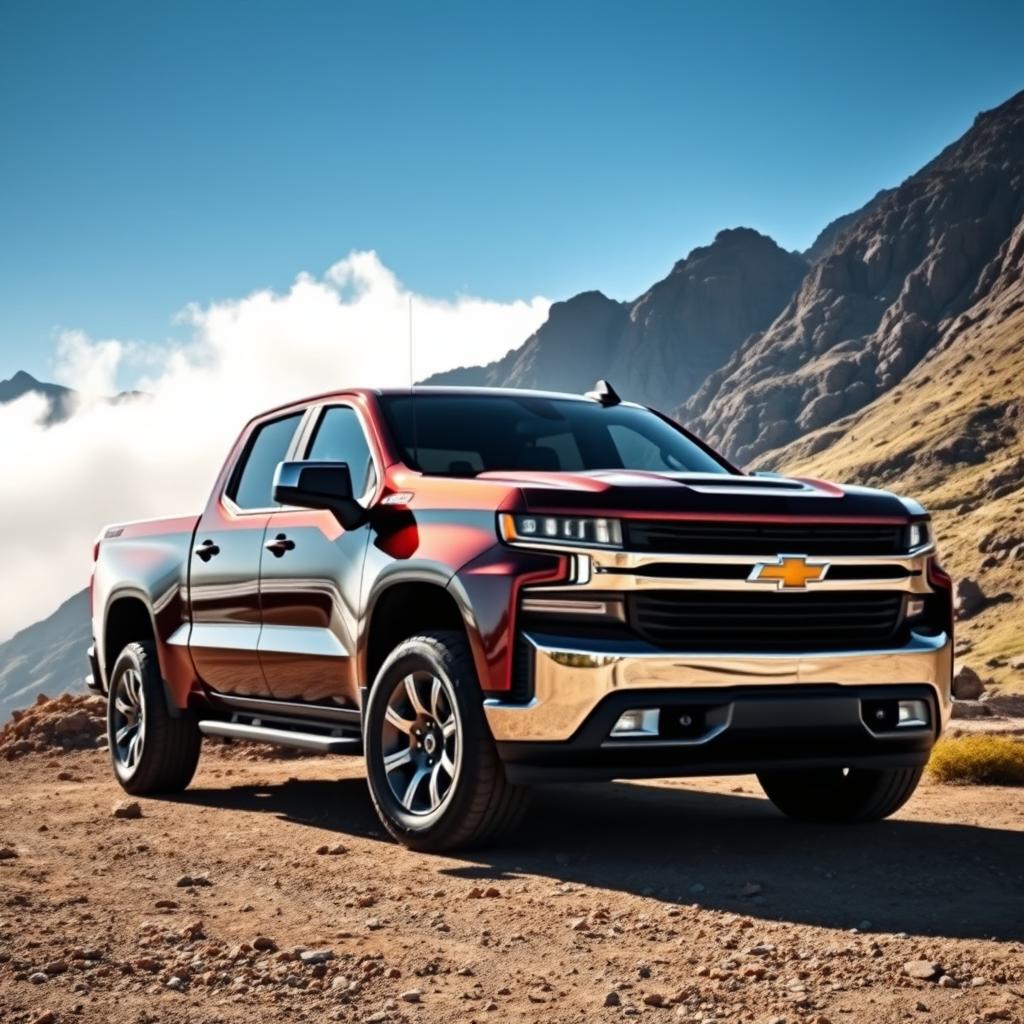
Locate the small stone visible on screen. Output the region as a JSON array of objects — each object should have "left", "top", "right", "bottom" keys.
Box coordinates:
[
  {"left": 971, "top": 977, "right": 989, "bottom": 987},
  {"left": 904, "top": 960, "right": 942, "bottom": 981},
  {"left": 937, "top": 974, "right": 958, "bottom": 988},
  {"left": 112, "top": 800, "right": 142, "bottom": 820},
  {"left": 570, "top": 917, "right": 590, "bottom": 932},
  {"left": 0, "top": 846, "right": 18, "bottom": 859},
  {"left": 28, "top": 971, "right": 49, "bottom": 984},
  {"left": 43, "top": 961, "right": 67, "bottom": 975},
  {"left": 604, "top": 990, "right": 622, "bottom": 1007},
  {"left": 915, "top": 1001, "right": 930, "bottom": 1013},
  {"left": 485, "top": 1001, "right": 498, "bottom": 1011},
  {"left": 483, "top": 886, "right": 501, "bottom": 898},
  {"left": 166, "top": 975, "right": 186, "bottom": 990},
  {"left": 643, "top": 993, "right": 666, "bottom": 1007},
  {"left": 31, "top": 1013, "right": 58, "bottom": 1024},
  {"left": 747, "top": 943, "right": 776, "bottom": 956},
  {"left": 400, "top": 989, "right": 423, "bottom": 1003},
  {"left": 299, "top": 949, "right": 334, "bottom": 964},
  {"left": 155, "top": 899, "right": 178, "bottom": 909},
  {"left": 253, "top": 936, "right": 277, "bottom": 951}
]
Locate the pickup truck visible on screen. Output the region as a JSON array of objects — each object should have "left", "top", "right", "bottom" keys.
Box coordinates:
[{"left": 88, "top": 382, "right": 952, "bottom": 851}]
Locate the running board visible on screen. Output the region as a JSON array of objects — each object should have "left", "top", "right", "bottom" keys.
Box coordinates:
[{"left": 198, "top": 720, "right": 362, "bottom": 753}]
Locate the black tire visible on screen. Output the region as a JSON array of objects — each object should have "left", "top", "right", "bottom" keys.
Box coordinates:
[
  {"left": 107, "top": 641, "right": 201, "bottom": 795},
  {"left": 757, "top": 765, "right": 924, "bottom": 823},
  {"left": 363, "top": 630, "right": 529, "bottom": 852}
]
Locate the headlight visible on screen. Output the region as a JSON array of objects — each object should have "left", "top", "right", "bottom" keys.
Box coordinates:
[
  {"left": 498, "top": 513, "right": 623, "bottom": 549},
  {"left": 908, "top": 521, "right": 931, "bottom": 550}
]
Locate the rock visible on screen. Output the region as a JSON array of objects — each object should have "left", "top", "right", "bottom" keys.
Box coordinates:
[
  {"left": 43, "top": 960, "right": 67, "bottom": 975},
  {"left": 253, "top": 936, "right": 277, "bottom": 951},
  {"left": 28, "top": 971, "right": 48, "bottom": 984},
  {"left": 112, "top": 799, "right": 142, "bottom": 820},
  {"left": 166, "top": 975, "right": 186, "bottom": 990},
  {"left": 747, "top": 943, "right": 776, "bottom": 956},
  {"left": 176, "top": 873, "right": 213, "bottom": 887},
  {"left": 642, "top": 993, "right": 667, "bottom": 1007},
  {"left": 31, "top": 1013, "right": 58, "bottom": 1024},
  {"left": 954, "top": 578, "right": 989, "bottom": 619},
  {"left": 952, "top": 663, "right": 986, "bottom": 700},
  {"left": 904, "top": 960, "right": 942, "bottom": 981},
  {"left": 950, "top": 701, "right": 992, "bottom": 719},
  {"left": 299, "top": 949, "right": 334, "bottom": 964},
  {"left": 604, "top": 991, "right": 622, "bottom": 1007},
  {"left": 400, "top": 989, "right": 423, "bottom": 1003},
  {"left": 0, "top": 846, "right": 18, "bottom": 859}
]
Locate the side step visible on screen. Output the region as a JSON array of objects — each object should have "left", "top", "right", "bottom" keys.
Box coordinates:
[{"left": 198, "top": 720, "right": 362, "bottom": 754}]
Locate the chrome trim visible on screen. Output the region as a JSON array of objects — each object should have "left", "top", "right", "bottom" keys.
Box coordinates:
[
  {"left": 198, "top": 719, "right": 361, "bottom": 753},
  {"left": 483, "top": 630, "right": 952, "bottom": 743}
]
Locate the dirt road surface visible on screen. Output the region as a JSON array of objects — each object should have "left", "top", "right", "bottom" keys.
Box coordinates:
[{"left": 1, "top": 748, "right": 1022, "bottom": 1024}]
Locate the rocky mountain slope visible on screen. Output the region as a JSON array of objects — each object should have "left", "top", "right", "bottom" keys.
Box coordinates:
[
  {"left": 425, "top": 228, "right": 808, "bottom": 411},
  {"left": 770, "top": 212, "right": 1024, "bottom": 690},
  {"left": 0, "top": 370, "right": 78, "bottom": 424},
  {"left": 684, "top": 90, "right": 1024, "bottom": 466},
  {"left": 0, "top": 589, "right": 90, "bottom": 722}
]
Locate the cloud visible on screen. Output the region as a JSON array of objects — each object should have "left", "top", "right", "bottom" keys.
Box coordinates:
[{"left": 0, "top": 252, "right": 550, "bottom": 641}]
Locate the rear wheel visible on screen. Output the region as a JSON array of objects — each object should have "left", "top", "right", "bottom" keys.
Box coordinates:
[
  {"left": 757, "top": 765, "right": 923, "bottom": 823},
  {"left": 364, "top": 631, "right": 529, "bottom": 852},
  {"left": 107, "top": 641, "right": 201, "bottom": 795}
]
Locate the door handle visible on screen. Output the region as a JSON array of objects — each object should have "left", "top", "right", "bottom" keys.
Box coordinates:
[
  {"left": 265, "top": 533, "right": 295, "bottom": 557},
  {"left": 194, "top": 539, "right": 220, "bottom": 562}
]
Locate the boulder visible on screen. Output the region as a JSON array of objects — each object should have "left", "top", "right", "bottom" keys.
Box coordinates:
[
  {"left": 952, "top": 664, "right": 986, "bottom": 700},
  {"left": 954, "top": 578, "right": 989, "bottom": 619}
]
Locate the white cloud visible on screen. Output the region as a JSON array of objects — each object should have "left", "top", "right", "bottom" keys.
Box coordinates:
[{"left": 0, "top": 252, "right": 550, "bottom": 641}]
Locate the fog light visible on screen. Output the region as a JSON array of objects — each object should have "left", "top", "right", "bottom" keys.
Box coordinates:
[
  {"left": 611, "top": 708, "right": 659, "bottom": 737},
  {"left": 897, "top": 699, "right": 929, "bottom": 727},
  {"left": 907, "top": 598, "right": 926, "bottom": 618}
]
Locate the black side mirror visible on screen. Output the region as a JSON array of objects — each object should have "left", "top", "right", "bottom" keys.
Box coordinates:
[{"left": 272, "top": 461, "right": 365, "bottom": 529}]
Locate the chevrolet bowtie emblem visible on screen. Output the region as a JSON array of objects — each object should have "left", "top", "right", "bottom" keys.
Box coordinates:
[{"left": 749, "top": 554, "right": 830, "bottom": 590}]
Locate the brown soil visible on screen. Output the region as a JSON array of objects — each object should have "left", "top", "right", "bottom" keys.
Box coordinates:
[{"left": 1, "top": 747, "right": 1023, "bottom": 1024}]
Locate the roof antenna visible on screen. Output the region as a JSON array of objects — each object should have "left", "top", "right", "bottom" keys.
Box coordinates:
[
  {"left": 585, "top": 378, "right": 621, "bottom": 406},
  {"left": 409, "top": 295, "right": 419, "bottom": 465}
]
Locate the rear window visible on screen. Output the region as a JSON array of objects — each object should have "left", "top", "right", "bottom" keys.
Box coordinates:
[
  {"left": 228, "top": 413, "right": 303, "bottom": 509},
  {"left": 378, "top": 394, "right": 729, "bottom": 476}
]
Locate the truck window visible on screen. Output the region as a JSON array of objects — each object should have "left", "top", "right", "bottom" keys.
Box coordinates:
[
  {"left": 379, "top": 395, "right": 731, "bottom": 476},
  {"left": 306, "top": 405, "right": 377, "bottom": 502},
  {"left": 228, "top": 412, "right": 304, "bottom": 510}
]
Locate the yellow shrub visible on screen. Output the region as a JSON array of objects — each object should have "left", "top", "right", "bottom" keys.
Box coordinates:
[{"left": 927, "top": 734, "right": 1024, "bottom": 785}]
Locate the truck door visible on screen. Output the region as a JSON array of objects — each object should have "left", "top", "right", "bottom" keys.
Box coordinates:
[
  {"left": 188, "top": 411, "right": 305, "bottom": 697},
  {"left": 257, "top": 402, "right": 376, "bottom": 708}
]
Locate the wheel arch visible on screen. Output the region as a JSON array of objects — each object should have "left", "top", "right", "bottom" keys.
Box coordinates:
[{"left": 102, "top": 589, "right": 180, "bottom": 716}]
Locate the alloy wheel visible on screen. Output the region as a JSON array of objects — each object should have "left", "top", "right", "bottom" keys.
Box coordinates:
[
  {"left": 112, "top": 667, "right": 145, "bottom": 772},
  {"left": 381, "top": 670, "right": 461, "bottom": 815}
]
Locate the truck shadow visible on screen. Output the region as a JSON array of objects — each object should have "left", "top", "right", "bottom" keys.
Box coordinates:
[{"left": 175, "top": 775, "right": 1024, "bottom": 942}]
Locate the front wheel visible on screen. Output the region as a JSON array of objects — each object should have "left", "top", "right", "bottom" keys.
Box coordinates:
[
  {"left": 107, "top": 641, "right": 201, "bottom": 795},
  {"left": 363, "top": 631, "right": 529, "bottom": 852},
  {"left": 757, "top": 765, "right": 924, "bottom": 823}
]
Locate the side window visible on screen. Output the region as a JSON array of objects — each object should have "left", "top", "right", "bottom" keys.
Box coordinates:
[
  {"left": 229, "top": 413, "right": 304, "bottom": 510},
  {"left": 306, "top": 406, "right": 377, "bottom": 501}
]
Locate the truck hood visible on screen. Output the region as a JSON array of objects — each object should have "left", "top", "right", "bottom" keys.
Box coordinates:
[{"left": 476, "top": 470, "right": 922, "bottom": 520}]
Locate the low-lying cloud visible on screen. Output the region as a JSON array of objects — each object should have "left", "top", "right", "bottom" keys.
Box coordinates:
[{"left": 0, "top": 251, "right": 550, "bottom": 641}]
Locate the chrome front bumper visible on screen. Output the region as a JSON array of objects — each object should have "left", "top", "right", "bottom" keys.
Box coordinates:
[{"left": 484, "top": 630, "right": 953, "bottom": 743}]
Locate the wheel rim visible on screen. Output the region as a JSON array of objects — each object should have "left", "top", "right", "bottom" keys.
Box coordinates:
[
  {"left": 381, "top": 670, "right": 461, "bottom": 816},
  {"left": 112, "top": 667, "right": 145, "bottom": 772}
]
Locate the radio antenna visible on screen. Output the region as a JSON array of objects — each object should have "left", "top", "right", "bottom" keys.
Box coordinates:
[{"left": 409, "top": 295, "right": 419, "bottom": 465}]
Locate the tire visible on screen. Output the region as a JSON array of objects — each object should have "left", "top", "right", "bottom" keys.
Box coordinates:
[
  {"left": 107, "top": 641, "right": 201, "bottom": 795},
  {"left": 363, "top": 630, "right": 530, "bottom": 852},
  {"left": 757, "top": 765, "right": 924, "bottom": 823}
]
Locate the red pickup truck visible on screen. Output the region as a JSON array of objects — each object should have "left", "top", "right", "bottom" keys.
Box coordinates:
[{"left": 88, "top": 384, "right": 952, "bottom": 850}]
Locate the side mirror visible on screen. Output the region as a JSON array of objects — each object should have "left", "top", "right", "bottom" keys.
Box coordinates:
[{"left": 272, "top": 461, "right": 365, "bottom": 529}]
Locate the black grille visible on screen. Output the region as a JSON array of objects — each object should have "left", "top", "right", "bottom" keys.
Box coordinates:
[
  {"left": 625, "top": 520, "right": 906, "bottom": 556},
  {"left": 627, "top": 590, "right": 905, "bottom": 651}
]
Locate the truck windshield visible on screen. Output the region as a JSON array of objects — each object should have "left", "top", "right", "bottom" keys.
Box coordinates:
[{"left": 379, "top": 394, "right": 732, "bottom": 476}]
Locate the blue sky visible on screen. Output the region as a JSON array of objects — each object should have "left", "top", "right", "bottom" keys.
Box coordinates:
[{"left": 1, "top": 0, "right": 1022, "bottom": 381}]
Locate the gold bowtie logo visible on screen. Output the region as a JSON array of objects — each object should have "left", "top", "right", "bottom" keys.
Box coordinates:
[{"left": 749, "top": 555, "right": 830, "bottom": 590}]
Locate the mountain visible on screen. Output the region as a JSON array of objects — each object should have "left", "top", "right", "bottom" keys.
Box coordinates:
[
  {"left": 684, "top": 90, "right": 1024, "bottom": 465},
  {"left": 0, "top": 370, "right": 77, "bottom": 424},
  {"left": 425, "top": 227, "right": 809, "bottom": 411},
  {"left": 0, "top": 369, "right": 146, "bottom": 424},
  {"left": 802, "top": 189, "right": 895, "bottom": 264},
  {"left": 771, "top": 213, "right": 1024, "bottom": 689},
  {"left": 0, "top": 589, "right": 91, "bottom": 723}
]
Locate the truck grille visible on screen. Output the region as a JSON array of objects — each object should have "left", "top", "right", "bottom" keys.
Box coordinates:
[
  {"left": 627, "top": 590, "right": 905, "bottom": 651},
  {"left": 624, "top": 520, "right": 906, "bottom": 556}
]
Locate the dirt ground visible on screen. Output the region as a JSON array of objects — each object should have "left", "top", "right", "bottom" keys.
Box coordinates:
[{"left": 1, "top": 747, "right": 1023, "bottom": 1024}]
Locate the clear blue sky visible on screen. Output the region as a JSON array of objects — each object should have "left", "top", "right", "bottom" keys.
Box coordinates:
[{"left": 1, "top": 0, "right": 1022, "bottom": 380}]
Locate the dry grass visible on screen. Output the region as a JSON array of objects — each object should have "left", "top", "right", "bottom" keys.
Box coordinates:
[{"left": 927, "top": 734, "right": 1024, "bottom": 785}]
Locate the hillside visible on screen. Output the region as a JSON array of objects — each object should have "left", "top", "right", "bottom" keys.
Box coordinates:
[
  {"left": 425, "top": 228, "right": 808, "bottom": 410},
  {"left": 685, "top": 89, "right": 1024, "bottom": 465},
  {"left": 0, "top": 589, "right": 90, "bottom": 721},
  {"left": 0, "top": 370, "right": 77, "bottom": 424},
  {"left": 771, "top": 214, "right": 1024, "bottom": 690}
]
